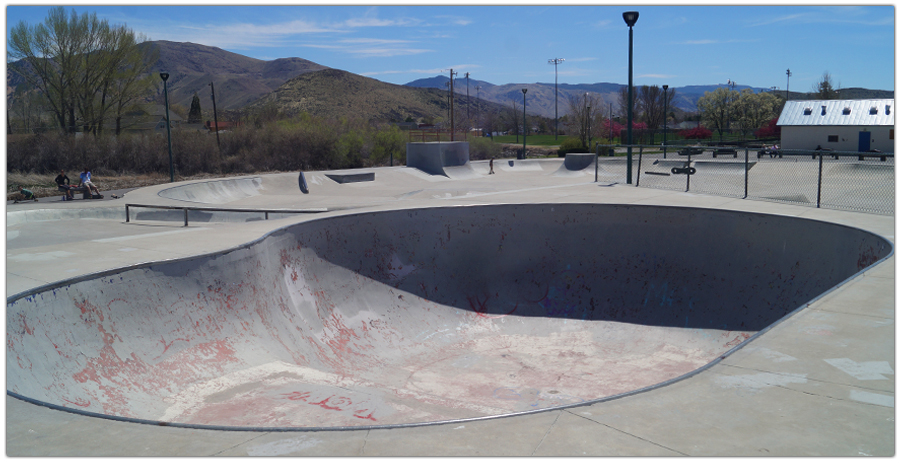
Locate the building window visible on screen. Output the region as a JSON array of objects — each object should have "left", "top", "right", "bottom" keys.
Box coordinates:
[
  {"left": 803, "top": 107, "right": 812, "bottom": 115},
  {"left": 843, "top": 107, "right": 851, "bottom": 115},
  {"left": 828, "top": 135, "right": 838, "bottom": 143},
  {"left": 870, "top": 107, "right": 878, "bottom": 115}
]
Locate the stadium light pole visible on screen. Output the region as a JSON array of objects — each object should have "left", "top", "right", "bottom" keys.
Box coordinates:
[
  {"left": 549, "top": 58, "right": 564, "bottom": 140},
  {"left": 160, "top": 72, "right": 174, "bottom": 182},
  {"left": 786, "top": 68, "right": 792, "bottom": 100},
  {"left": 521, "top": 88, "right": 527, "bottom": 159},
  {"left": 623, "top": 11, "right": 638, "bottom": 184}
]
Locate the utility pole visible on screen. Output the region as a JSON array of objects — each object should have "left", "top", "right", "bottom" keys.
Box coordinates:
[
  {"left": 465, "top": 72, "right": 470, "bottom": 123},
  {"left": 449, "top": 69, "right": 457, "bottom": 141},
  {"left": 475, "top": 85, "right": 481, "bottom": 129},
  {"left": 209, "top": 81, "right": 220, "bottom": 149}
]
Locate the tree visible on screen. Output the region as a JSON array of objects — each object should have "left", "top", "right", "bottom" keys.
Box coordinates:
[
  {"left": 696, "top": 87, "right": 738, "bottom": 141},
  {"left": 636, "top": 85, "right": 674, "bottom": 131},
  {"left": 565, "top": 93, "right": 601, "bottom": 148},
  {"left": 188, "top": 93, "right": 203, "bottom": 123},
  {"left": 812, "top": 71, "right": 840, "bottom": 99},
  {"left": 8, "top": 7, "right": 157, "bottom": 135},
  {"left": 733, "top": 89, "right": 781, "bottom": 139}
]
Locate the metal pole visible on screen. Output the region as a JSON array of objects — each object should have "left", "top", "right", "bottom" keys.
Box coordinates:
[
  {"left": 161, "top": 73, "right": 174, "bottom": 182},
  {"left": 210, "top": 81, "right": 220, "bottom": 148},
  {"left": 450, "top": 69, "right": 456, "bottom": 141},
  {"left": 786, "top": 69, "right": 791, "bottom": 101},
  {"left": 626, "top": 23, "right": 634, "bottom": 184},
  {"left": 817, "top": 151, "right": 823, "bottom": 208},
  {"left": 522, "top": 88, "right": 527, "bottom": 159},
  {"left": 663, "top": 85, "right": 668, "bottom": 159},
  {"left": 595, "top": 144, "right": 599, "bottom": 182},
  {"left": 549, "top": 58, "right": 564, "bottom": 140},
  {"left": 744, "top": 147, "right": 749, "bottom": 199}
]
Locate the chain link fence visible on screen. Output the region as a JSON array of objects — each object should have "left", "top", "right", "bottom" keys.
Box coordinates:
[{"left": 593, "top": 145, "right": 894, "bottom": 215}]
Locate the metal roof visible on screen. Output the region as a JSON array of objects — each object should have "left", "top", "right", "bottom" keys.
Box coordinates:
[{"left": 777, "top": 99, "right": 895, "bottom": 126}]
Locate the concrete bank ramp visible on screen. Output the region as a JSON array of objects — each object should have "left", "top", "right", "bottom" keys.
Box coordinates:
[
  {"left": 7, "top": 204, "right": 891, "bottom": 430},
  {"left": 158, "top": 177, "right": 263, "bottom": 204}
]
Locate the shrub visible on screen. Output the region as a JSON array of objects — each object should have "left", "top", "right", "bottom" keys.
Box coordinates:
[
  {"left": 467, "top": 136, "right": 501, "bottom": 160},
  {"left": 557, "top": 136, "right": 587, "bottom": 156}
]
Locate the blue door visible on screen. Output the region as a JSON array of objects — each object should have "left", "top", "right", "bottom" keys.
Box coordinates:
[{"left": 858, "top": 131, "right": 871, "bottom": 151}]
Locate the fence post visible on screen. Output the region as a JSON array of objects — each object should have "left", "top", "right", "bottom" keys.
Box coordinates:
[
  {"left": 635, "top": 145, "right": 643, "bottom": 186},
  {"left": 816, "top": 152, "right": 824, "bottom": 208},
  {"left": 686, "top": 152, "right": 692, "bottom": 192},
  {"left": 744, "top": 148, "right": 749, "bottom": 199},
  {"left": 125, "top": 205, "right": 130, "bottom": 223},
  {"left": 184, "top": 208, "right": 189, "bottom": 227}
]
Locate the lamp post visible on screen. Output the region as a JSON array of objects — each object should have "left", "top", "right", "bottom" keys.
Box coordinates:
[
  {"left": 786, "top": 68, "right": 791, "bottom": 101},
  {"left": 623, "top": 11, "right": 638, "bottom": 184},
  {"left": 663, "top": 84, "right": 668, "bottom": 159},
  {"left": 521, "top": 88, "right": 527, "bottom": 159},
  {"left": 587, "top": 103, "right": 592, "bottom": 150},
  {"left": 549, "top": 58, "right": 564, "bottom": 140},
  {"left": 160, "top": 72, "right": 174, "bottom": 182}
]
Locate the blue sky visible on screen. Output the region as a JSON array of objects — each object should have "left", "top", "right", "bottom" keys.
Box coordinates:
[{"left": 5, "top": 3, "right": 895, "bottom": 91}]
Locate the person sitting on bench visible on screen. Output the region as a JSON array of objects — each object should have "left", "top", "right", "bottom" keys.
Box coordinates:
[
  {"left": 55, "top": 170, "right": 75, "bottom": 200},
  {"left": 80, "top": 167, "right": 100, "bottom": 197}
]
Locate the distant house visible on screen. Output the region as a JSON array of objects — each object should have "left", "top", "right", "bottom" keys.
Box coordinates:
[
  {"left": 205, "top": 120, "right": 243, "bottom": 132},
  {"left": 391, "top": 121, "right": 418, "bottom": 131},
  {"left": 777, "top": 99, "right": 895, "bottom": 152}
]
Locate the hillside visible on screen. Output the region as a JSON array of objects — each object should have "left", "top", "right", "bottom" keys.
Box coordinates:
[
  {"left": 406, "top": 76, "right": 895, "bottom": 118},
  {"left": 247, "top": 68, "right": 508, "bottom": 123},
  {"left": 145, "top": 40, "right": 329, "bottom": 111}
]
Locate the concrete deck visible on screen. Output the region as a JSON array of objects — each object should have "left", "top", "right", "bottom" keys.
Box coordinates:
[{"left": 5, "top": 158, "right": 895, "bottom": 456}]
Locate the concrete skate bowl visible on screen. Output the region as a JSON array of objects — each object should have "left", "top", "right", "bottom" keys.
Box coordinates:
[{"left": 7, "top": 204, "right": 892, "bottom": 431}]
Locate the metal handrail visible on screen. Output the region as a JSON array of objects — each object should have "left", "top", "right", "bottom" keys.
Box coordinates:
[{"left": 125, "top": 203, "right": 328, "bottom": 227}]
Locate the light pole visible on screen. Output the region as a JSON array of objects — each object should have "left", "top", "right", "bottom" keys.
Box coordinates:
[
  {"left": 160, "top": 72, "right": 174, "bottom": 182},
  {"left": 608, "top": 103, "right": 615, "bottom": 144},
  {"left": 786, "top": 69, "right": 791, "bottom": 101},
  {"left": 623, "top": 11, "right": 638, "bottom": 184},
  {"left": 663, "top": 84, "right": 668, "bottom": 159},
  {"left": 549, "top": 58, "right": 564, "bottom": 140},
  {"left": 521, "top": 88, "right": 527, "bottom": 159},
  {"left": 587, "top": 104, "right": 592, "bottom": 150}
]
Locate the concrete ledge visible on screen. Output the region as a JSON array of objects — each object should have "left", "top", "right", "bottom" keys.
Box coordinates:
[{"left": 325, "top": 173, "right": 375, "bottom": 184}]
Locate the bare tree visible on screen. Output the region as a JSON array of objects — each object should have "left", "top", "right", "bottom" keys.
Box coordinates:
[{"left": 565, "top": 93, "right": 602, "bottom": 148}]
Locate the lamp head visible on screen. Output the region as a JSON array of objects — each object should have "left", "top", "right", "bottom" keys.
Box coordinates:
[
  {"left": 623, "top": 11, "right": 639, "bottom": 27},
  {"left": 663, "top": 84, "right": 668, "bottom": 90},
  {"left": 522, "top": 88, "right": 527, "bottom": 95},
  {"left": 159, "top": 72, "right": 169, "bottom": 82}
]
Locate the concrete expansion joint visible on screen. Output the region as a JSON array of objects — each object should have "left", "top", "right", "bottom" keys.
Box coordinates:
[
  {"left": 562, "top": 409, "right": 689, "bottom": 456},
  {"left": 211, "top": 432, "right": 270, "bottom": 456},
  {"left": 531, "top": 411, "right": 563, "bottom": 456}
]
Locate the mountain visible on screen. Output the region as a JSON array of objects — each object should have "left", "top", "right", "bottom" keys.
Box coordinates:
[
  {"left": 404, "top": 77, "right": 894, "bottom": 118},
  {"left": 144, "top": 40, "right": 329, "bottom": 112},
  {"left": 7, "top": 40, "right": 894, "bottom": 125},
  {"left": 247, "top": 68, "right": 509, "bottom": 123}
]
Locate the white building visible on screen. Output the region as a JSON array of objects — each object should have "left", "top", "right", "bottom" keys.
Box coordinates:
[{"left": 777, "top": 99, "right": 895, "bottom": 152}]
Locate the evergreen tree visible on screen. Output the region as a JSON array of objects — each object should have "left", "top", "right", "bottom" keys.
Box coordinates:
[{"left": 188, "top": 93, "right": 202, "bottom": 123}]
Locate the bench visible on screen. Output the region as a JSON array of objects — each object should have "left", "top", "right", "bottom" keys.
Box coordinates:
[
  {"left": 60, "top": 185, "right": 102, "bottom": 200},
  {"left": 677, "top": 147, "right": 704, "bottom": 156},
  {"left": 712, "top": 148, "right": 737, "bottom": 158}
]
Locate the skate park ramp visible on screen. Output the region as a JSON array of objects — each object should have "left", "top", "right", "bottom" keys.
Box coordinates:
[
  {"left": 7, "top": 204, "right": 891, "bottom": 430},
  {"left": 158, "top": 177, "right": 264, "bottom": 204}
]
